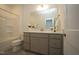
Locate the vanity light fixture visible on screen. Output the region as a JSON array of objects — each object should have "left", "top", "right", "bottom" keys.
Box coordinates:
[{"left": 37, "top": 4, "right": 48, "bottom": 11}]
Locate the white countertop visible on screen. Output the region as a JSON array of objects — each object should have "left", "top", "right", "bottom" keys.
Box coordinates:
[{"left": 24, "top": 31, "right": 64, "bottom": 34}]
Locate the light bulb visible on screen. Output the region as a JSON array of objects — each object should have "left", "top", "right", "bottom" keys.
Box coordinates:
[{"left": 37, "top": 5, "right": 48, "bottom": 11}]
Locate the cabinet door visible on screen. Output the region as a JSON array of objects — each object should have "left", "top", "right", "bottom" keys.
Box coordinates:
[
  {"left": 30, "top": 37, "right": 48, "bottom": 54},
  {"left": 48, "top": 34, "right": 63, "bottom": 55},
  {"left": 24, "top": 37, "right": 30, "bottom": 50},
  {"left": 49, "top": 34, "right": 62, "bottom": 48},
  {"left": 24, "top": 33, "right": 30, "bottom": 50},
  {"left": 49, "top": 38, "right": 62, "bottom": 48}
]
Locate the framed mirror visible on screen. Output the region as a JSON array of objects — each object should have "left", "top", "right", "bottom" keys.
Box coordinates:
[{"left": 30, "top": 8, "right": 57, "bottom": 31}]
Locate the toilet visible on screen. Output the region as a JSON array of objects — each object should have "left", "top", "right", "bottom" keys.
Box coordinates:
[{"left": 11, "top": 39, "right": 23, "bottom": 52}]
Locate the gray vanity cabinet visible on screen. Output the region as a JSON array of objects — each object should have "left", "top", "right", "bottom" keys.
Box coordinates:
[
  {"left": 23, "top": 32, "right": 63, "bottom": 55},
  {"left": 24, "top": 32, "right": 30, "bottom": 50},
  {"left": 48, "top": 34, "right": 63, "bottom": 55},
  {"left": 30, "top": 33, "right": 48, "bottom": 54}
]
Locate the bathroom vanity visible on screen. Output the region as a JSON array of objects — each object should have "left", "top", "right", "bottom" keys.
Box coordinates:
[{"left": 23, "top": 31, "right": 64, "bottom": 55}]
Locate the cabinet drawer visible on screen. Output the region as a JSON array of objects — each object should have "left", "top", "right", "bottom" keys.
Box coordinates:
[
  {"left": 49, "top": 34, "right": 62, "bottom": 39},
  {"left": 49, "top": 39, "right": 62, "bottom": 48},
  {"left": 30, "top": 33, "right": 48, "bottom": 38},
  {"left": 24, "top": 32, "right": 29, "bottom": 37},
  {"left": 49, "top": 48, "right": 63, "bottom": 55}
]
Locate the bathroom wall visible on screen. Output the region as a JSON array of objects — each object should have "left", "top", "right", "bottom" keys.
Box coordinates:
[
  {"left": 23, "top": 4, "right": 64, "bottom": 32},
  {"left": 23, "top": 4, "right": 37, "bottom": 31}
]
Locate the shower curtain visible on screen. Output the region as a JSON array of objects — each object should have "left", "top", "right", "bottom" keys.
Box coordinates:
[{"left": 0, "top": 8, "right": 20, "bottom": 52}]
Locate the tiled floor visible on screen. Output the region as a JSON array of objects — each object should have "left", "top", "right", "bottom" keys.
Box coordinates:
[{"left": 0, "top": 50, "right": 36, "bottom": 55}]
